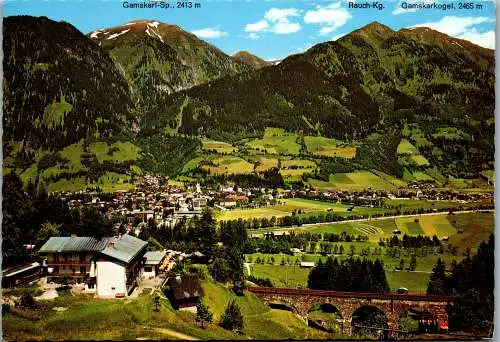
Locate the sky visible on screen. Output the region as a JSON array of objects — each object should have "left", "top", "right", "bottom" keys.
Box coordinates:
[{"left": 3, "top": 0, "right": 496, "bottom": 60}]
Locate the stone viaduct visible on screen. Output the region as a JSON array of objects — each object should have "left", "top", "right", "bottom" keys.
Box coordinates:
[{"left": 248, "top": 287, "right": 455, "bottom": 338}]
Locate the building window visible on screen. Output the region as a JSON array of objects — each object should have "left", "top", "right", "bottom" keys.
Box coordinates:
[
  {"left": 80, "top": 266, "right": 86, "bottom": 274},
  {"left": 144, "top": 266, "right": 152, "bottom": 272},
  {"left": 80, "top": 253, "right": 86, "bottom": 262},
  {"left": 53, "top": 254, "right": 59, "bottom": 262},
  {"left": 62, "top": 266, "right": 66, "bottom": 270},
  {"left": 88, "top": 283, "right": 94, "bottom": 289}
]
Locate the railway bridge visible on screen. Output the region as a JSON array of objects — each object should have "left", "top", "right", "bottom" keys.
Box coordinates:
[{"left": 247, "top": 287, "right": 455, "bottom": 338}]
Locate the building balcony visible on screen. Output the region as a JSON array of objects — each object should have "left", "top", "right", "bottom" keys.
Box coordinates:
[
  {"left": 47, "top": 272, "right": 88, "bottom": 278},
  {"left": 47, "top": 260, "right": 90, "bottom": 265}
]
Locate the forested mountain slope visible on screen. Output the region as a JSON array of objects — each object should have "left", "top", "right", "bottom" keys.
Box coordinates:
[
  {"left": 3, "top": 15, "right": 134, "bottom": 150},
  {"left": 88, "top": 20, "right": 249, "bottom": 117},
  {"left": 156, "top": 22, "right": 494, "bottom": 177}
]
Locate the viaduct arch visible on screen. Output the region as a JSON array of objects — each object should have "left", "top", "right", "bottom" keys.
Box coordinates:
[{"left": 248, "top": 287, "right": 454, "bottom": 338}]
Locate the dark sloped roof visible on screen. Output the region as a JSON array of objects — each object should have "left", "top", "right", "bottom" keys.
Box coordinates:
[
  {"left": 100, "top": 234, "right": 147, "bottom": 263},
  {"left": 38, "top": 237, "right": 110, "bottom": 253},
  {"left": 3, "top": 262, "right": 40, "bottom": 278},
  {"left": 144, "top": 251, "right": 167, "bottom": 265},
  {"left": 168, "top": 275, "right": 202, "bottom": 300}
]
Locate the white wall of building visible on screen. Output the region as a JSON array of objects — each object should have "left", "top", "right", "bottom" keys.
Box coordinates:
[
  {"left": 142, "top": 265, "right": 156, "bottom": 279},
  {"left": 96, "top": 261, "right": 126, "bottom": 297}
]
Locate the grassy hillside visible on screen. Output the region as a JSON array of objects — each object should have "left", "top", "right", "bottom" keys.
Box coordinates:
[
  {"left": 159, "top": 22, "right": 494, "bottom": 180},
  {"left": 3, "top": 279, "right": 332, "bottom": 341}
]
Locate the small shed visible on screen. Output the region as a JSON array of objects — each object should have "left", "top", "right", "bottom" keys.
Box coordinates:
[
  {"left": 142, "top": 250, "right": 167, "bottom": 278},
  {"left": 167, "top": 274, "right": 203, "bottom": 312}
]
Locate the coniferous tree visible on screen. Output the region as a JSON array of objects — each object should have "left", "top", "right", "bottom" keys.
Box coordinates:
[
  {"left": 427, "top": 258, "right": 448, "bottom": 295},
  {"left": 220, "top": 300, "right": 244, "bottom": 333},
  {"left": 409, "top": 255, "right": 417, "bottom": 271},
  {"left": 444, "top": 235, "right": 494, "bottom": 334},
  {"left": 196, "top": 300, "right": 213, "bottom": 329}
]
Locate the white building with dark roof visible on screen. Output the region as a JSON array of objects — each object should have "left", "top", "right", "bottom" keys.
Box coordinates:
[
  {"left": 142, "top": 250, "right": 167, "bottom": 278},
  {"left": 38, "top": 234, "right": 148, "bottom": 298}
]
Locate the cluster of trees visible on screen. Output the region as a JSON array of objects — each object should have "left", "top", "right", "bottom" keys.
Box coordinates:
[
  {"left": 219, "top": 300, "right": 244, "bottom": 333},
  {"left": 308, "top": 257, "right": 389, "bottom": 292},
  {"left": 37, "top": 152, "right": 70, "bottom": 170},
  {"left": 138, "top": 209, "right": 217, "bottom": 254},
  {"left": 2, "top": 172, "right": 116, "bottom": 266},
  {"left": 137, "top": 134, "right": 201, "bottom": 177},
  {"left": 196, "top": 299, "right": 244, "bottom": 333},
  {"left": 250, "top": 255, "right": 301, "bottom": 266},
  {"left": 395, "top": 255, "right": 417, "bottom": 271},
  {"left": 219, "top": 205, "right": 483, "bottom": 230},
  {"left": 243, "top": 231, "right": 368, "bottom": 255},
  {"left": 210, "top": 216, "right": 247, "bottom": 294},
  {"left": 246, "top": 275, "right": 273, "bottom": 287},
  {"left": 427, "top": 235, "right": 494, "bottom": 334},
  {"left": 219, "top": 211, "right": 350, "bottom": 230},
  {"left": 80, "top": 158, "right": 135, "bottom": 183},
  {"left": 309, "top": 132, "right": 403, "bottom": 179},
  {"left": 323, "top": 232, "right": 368, "bottom": 242},
  {"left": 382, "top": 234, "right": 442, "bottom": 248},
  {"left": 138, "top": 209, "right": 248, "bottom": 294}
]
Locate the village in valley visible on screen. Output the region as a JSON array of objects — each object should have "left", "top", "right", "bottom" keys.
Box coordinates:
[
  {"left": 2, "top": 170, "right": 495, "bottom": 340},
  {"left": 1, "top": 1, "right": 496, "bottom": 340}
]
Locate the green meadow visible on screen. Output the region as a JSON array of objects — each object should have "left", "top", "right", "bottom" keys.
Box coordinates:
[{"left": 244, "top": 212, "right": 493, "bottom": 293}]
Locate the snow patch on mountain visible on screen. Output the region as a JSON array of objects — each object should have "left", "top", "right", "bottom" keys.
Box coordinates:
[{"left": 107, "top": 29, "right": 131, "bottom": 40}]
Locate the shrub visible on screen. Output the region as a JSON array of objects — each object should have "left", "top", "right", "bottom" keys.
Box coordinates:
[
  {"left": 220, "top": 300, "right": 244, "bottom": 333},
  {"left": 247, "top": 275, "right": 273, "bottom": 287},
  {"left": 20, "top": 293, "right": 37, "bottom": 309}
]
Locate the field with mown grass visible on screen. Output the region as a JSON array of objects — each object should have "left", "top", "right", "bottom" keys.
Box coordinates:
[
  {"left": 253, "top": 156, "right": 279, "bottom": 172},
  {"left": 201, "top": 156, "right": 254, "bottom": 175},
  {"left": 246, "top": 252, "right": 469, "bottom": 293},
  {"left": 307, "top": 171, "right": 397, "bottom": 191},
  {"left": 397, "top": 139, "right": 419, "bottom": 155},
  {"left": 216, "top": 197, "right": 487, "bottom": 226},
  {"left": 216, "top": 198, "right": 373, "bottom": 221},
  {"left": 245, "top": 128, "right": 301, "bottom": 155},
  {"left": 6, "top": 139, "right": 142, "bottom": 192},
  {"left": 202, "top": 140, "right": 237, "bottom": 154},
  {"left": 263, "top": 212, "right": 491, "bottom": 245},
  {"left": 304, "top": 136, "right": 356, "bottom": 158},
  {"left": 244, "top": 212, "right": 493, "bottom": 293}
]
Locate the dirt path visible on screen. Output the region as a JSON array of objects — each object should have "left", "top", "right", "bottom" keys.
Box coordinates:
[{"left": 152, "top": 327, "right": 200, "bottom": 340}]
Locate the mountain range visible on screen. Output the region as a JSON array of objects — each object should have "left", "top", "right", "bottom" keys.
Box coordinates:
[
  {"left": 232, "top": 51, "right": 271, "bottom": 69},
  {"left": 88, "top": 20, "right": 249, "bottom": 116},
  {"left": 2, "top": 16, "right": 495, "bottom": 191}
]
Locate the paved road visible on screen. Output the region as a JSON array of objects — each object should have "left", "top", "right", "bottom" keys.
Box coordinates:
[{"left": 252, "top": 209, "right": 492, "bottom": 232}]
